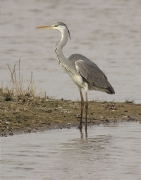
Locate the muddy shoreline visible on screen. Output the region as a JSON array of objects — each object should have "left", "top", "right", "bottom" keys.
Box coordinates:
[{"left": 0, "top": 95, "right": 141, "bottom": 136}]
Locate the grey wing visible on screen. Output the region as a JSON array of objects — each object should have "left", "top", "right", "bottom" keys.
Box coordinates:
[{"left": 75, "top": 60, "right": 115, "bottom": 94}]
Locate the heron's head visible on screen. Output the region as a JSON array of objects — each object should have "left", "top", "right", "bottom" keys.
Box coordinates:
[{"left": 36, "top": 22, "right": 71, "bottom": 39}]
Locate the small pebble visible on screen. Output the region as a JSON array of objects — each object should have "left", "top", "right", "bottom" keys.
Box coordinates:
[
  {"left": 9, "top": 131, "right": 14, "bottom": 136},
  {"left": 32, "top": 129, "right": 36, "bottom": 133},
  {"left": 27, "top": 127, "right": 31, "bottom": 133},
  {"left": 1, "top": 133, "right": 7, "bottom": 137},
  {"left": 67, "top": 123, "right": 71, "bottom": 129}
]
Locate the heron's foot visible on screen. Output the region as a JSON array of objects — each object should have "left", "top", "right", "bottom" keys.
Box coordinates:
[{"left": 78, "top": 124, "right": 83, "bottom": 129}]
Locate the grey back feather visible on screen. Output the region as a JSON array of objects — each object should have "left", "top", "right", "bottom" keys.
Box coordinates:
[
  {"left": 75, "top": 60, "right": 108, "bottom": 88},
  {"left": 68, "top": 54, "right": 115, "bottom": 94}
]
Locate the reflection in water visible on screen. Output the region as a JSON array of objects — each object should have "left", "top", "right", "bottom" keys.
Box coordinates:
[
  {"left": 79, "top": 128, "right": 87, "bottom": 139},
  {"left": 1, "top": 122, "right": 141, "bottom": 180}
]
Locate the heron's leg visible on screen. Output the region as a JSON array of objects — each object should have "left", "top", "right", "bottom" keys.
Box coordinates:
[
  {"left": 79, "top": 88, "right": 84, "bottom": 129},
  {"left": 85, "top": 91, "right": 88, "bottom": 131}
]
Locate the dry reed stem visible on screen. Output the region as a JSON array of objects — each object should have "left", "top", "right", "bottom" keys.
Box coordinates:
[{"left": 5, "top": 60, "right": 36, "bottom": 97}]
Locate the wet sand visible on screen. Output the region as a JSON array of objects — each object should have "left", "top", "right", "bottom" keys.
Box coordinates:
[{"left": 0, "top": 95, "right": 141, "bottom": 136}]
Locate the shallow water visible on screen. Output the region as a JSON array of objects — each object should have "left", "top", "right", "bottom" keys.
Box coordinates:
[
  {"left": 1, "top": 122, "right": 141, "bottom": 180},
  {"left": 0, "top": 0, "right": 141, "bottom": 103}
]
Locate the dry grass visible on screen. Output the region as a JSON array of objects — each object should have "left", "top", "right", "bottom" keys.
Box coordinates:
[{"left": 0, "top": 60, "right": 37, "bottom": 100}]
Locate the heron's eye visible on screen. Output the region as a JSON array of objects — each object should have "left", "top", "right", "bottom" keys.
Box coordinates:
[{"left": 54, "top": 24, "right": 58, "bottom": 27}]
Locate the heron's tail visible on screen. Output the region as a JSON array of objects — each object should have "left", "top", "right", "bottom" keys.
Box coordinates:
[{"left": 107, "top": 84, "right": 115, "bottom": 94}]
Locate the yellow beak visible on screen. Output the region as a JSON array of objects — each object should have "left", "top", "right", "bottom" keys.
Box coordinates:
[{"left": 36, "top": 25, "right": 53, "bottom": 29}]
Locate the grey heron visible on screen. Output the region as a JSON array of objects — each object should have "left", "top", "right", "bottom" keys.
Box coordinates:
[{"left": 37, "top": 22, "right": 115, "bottom": 131}]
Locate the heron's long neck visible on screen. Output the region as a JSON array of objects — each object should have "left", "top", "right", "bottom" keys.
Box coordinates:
[{"left": 55, "top": 29, "right": 68, "bottom": 65}]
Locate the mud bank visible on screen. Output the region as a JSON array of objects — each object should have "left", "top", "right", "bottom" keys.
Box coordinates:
[{"left": 0, "top": 96, "right": 141, "bottom": 136}]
